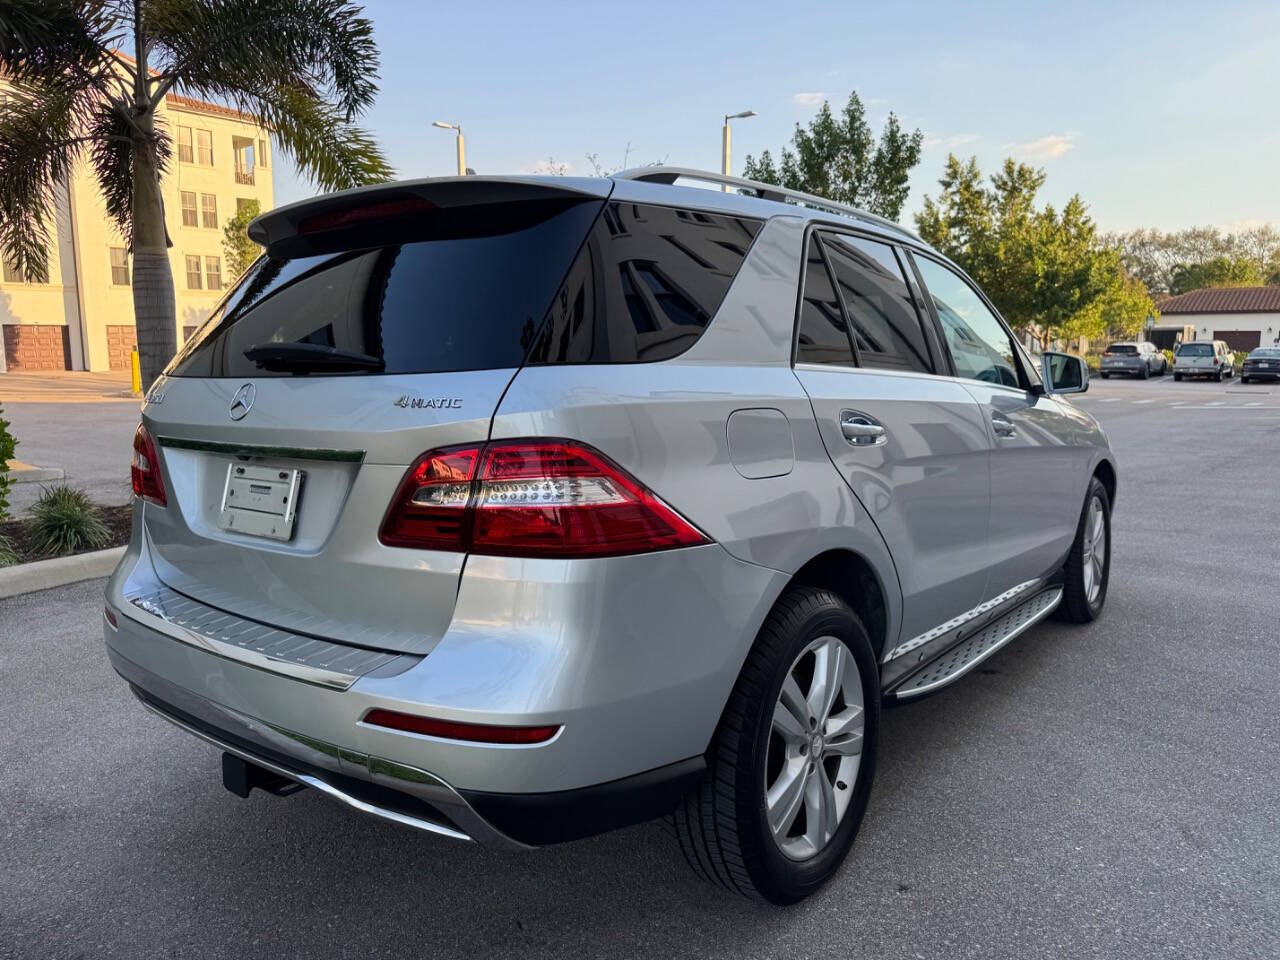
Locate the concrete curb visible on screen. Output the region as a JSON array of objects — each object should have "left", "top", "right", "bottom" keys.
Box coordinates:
[
  {"left": 0, "top": 546, "right": 125, "bottom": 600},
  {"left": 6, "top": 460, "right": 67, "bottom": 484}
]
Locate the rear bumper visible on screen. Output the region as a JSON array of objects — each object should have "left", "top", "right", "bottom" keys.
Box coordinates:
[
  {"left": 104, "top": 513, "right": 785, "bottom": 842},
  {"left": 115, "top": 655, "right": 702, "bottom": 846}
]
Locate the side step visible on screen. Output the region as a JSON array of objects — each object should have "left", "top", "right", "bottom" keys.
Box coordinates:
[{"left": 891, "top": 587, "right": 1063, "bottom": 700}]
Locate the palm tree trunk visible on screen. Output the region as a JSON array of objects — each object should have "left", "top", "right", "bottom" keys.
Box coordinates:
[{"left": 130, "top": 118, "right": 176, "bottom": 390}]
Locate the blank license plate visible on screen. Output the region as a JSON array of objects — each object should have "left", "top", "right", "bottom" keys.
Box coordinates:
[{"left": 217, "top": 463, "right": 303, "bottom": 542}]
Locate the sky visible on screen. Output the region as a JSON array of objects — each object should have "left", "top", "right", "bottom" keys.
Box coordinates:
[{"left": 271, "top": 0, "right": 1280, "bottom": 234}]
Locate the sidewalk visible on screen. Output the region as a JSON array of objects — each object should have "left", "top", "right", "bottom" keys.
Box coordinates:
[{"left": 0, "top": 370, "right": 139, "bottom": 404}]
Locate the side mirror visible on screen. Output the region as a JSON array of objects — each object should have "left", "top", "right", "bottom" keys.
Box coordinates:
[{"left": 1041, "top": 351, "right": 1089, "bottom": 395}]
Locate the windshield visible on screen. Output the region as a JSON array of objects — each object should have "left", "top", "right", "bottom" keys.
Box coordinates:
[
  {"left": 1105, "top": 344, "right": 1138, "bottom": 355},
  {"left": 1177, "top": 343, "right": 1213, "bottom": 358}
]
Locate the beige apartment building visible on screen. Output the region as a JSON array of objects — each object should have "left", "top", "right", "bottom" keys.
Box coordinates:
[{"left": 0, "top": 89, "right": 274, "bottom": 372}]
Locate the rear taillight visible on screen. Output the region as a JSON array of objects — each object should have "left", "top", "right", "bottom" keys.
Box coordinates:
[
  {"left": 379, "top": 439, "right": 708, "bottom": 558},
  {"left": 1213, "top": 356, "right": 1220, "bottom": 365},
  {"left": 131, "top": 424, "right": 166, "bottom": 506},
  {"left": 363, "top": 708, "right": 560, "bottom": 745}
]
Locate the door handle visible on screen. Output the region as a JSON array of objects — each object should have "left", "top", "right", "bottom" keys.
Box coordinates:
[
  {"left": 840, "top": 414, "right": 887, "bottom": 446},
  {"left": 991, "top": 414, "right": 1017, "bottom": 438}
]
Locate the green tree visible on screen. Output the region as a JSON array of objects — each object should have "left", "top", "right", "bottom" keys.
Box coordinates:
[
  {"left": 1106, "top": 225, "right": 1280, "bottom": 294},
  {"left": 742, "top": 92, "right": 923, "bottom": 220},
  {"left": 222, "top": 198, "right": 261, "bottom": 280},
  {"left": 917, "top": 154, "right": 1156, "bottom": 347},
  {"left": 0, "top": 0, "right": 393, "bottom": 388},
  {"left": 1168, "top": 256, "right": 1264, "bottom": 295}
]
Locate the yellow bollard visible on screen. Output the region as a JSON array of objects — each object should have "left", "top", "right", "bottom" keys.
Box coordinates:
[{"left": 130, "top": 347, "right": 142, "bottom": 395}]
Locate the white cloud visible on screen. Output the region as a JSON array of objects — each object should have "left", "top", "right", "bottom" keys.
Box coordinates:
[
  {"left": 792, "top": 92, "right": 826, "bottom": 106},
  {"left": 1002, "top": 133, "right": 1077, "bottom": 160},
  {"left": 923, "top": 132, "right": 980, "bottom": 150}
]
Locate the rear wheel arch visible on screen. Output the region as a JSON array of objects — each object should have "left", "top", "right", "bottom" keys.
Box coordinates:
[
  {"left": 1092, "top": 458, "right": 1117, "bottom": 509},
  {"left": 785, "top": 549, "right": 889, "bottom": 664}
]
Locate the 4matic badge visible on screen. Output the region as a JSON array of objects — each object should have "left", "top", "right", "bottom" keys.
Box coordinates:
[{"left": 394, "top": 395, "right": 463, "bottom": 410}]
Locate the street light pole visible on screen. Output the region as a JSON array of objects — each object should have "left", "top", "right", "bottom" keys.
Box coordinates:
[
  {"left": 721, "top": 110, "right": 757, "bottom": 190},
  {"left": 432, "top": 121, "right": 466, "bottom": 176}
]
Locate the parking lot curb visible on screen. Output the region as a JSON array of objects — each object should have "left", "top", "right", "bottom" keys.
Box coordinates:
[
  {"left": 0, "top": 547, "right": 125, "bottom": 600},
  {"left": 6, "top": 459, "right": 67, "bottom": 484}
]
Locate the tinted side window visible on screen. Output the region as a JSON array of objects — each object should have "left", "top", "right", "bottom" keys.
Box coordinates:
[
  {"left": 822, "top": 233, "right": 932, "bottom": 374},
  {"left": 795, "top": 236, "right": 855, "bottom": 365},
  {"left": 913, "top": 256, "right": 1021, "bottom": 388},
  {"left": 527, "top": 203, "right": 762, "bottom": 365}
]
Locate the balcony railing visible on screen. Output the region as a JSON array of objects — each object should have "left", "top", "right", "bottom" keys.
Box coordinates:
[{"left": 235, "top": 169, "right": 255, "bottom": 186}]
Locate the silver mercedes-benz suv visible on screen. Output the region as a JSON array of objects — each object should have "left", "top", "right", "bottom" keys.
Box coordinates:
[{"left": 105, "top": 167, "right": 1115, "bottom": 904}]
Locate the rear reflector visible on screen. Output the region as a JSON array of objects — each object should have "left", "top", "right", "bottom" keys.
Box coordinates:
[
  {"left": 362, "top": 708, "right": 560, "bottom": 745},
  {"left": 104, "top": 606, "right": 118, "bottom": 628},
  {"left": 379, "top": 438, "right": 708, "bottom": 558},
  {"left": 131, "top": 424, "right": 167, "bottom": 506}
]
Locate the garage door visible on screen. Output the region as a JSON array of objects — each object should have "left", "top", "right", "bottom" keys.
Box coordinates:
[
  {"left": 1214, "top": 330, "right": 1261, "bottom": 352},
  {"left": 2, "top": 324, "right": 71, "bottom": 370},
  {"left": 105, "top": 324, "right": 138, "bottom": 371}
]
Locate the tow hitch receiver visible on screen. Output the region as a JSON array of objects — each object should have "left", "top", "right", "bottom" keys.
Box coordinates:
[{"left": 221, "top": 752, "right": 305, "bottom": 798}]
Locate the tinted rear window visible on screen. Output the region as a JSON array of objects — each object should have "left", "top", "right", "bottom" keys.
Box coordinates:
[
  {"left": 167, "top": 199, "right": 604, "bottom": 377},
  {"left": 1249, "top": 348, "right": 1280, "bottom": 358},
  {"left": 526, "top": 203, "right": 762, "bottom": 365},
  {"left": 1105, "top": 344, "right": 1138, "bottom": 355},
  {"left": 1177, "top": 343, "right": 1213, "bottom": 357}
]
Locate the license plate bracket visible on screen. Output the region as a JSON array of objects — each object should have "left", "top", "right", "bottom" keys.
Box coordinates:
[{"left": 217, "top": 463, "right": 304, "bottom": 542}]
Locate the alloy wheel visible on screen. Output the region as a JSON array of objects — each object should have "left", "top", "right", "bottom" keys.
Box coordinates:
[
  {"left": 1081, "top": 495, "right": 1107, "bottom": 604},
  {"left": 765, "top": 635, "right": 864, "bottom": 861}
]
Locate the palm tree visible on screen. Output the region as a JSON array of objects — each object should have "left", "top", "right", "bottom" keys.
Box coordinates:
[{"left": 0, "top": 0, "right": 393, "bottom": 387}]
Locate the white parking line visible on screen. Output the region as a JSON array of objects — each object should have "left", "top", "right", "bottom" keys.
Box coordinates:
[
  {"left": 1098, "top": 397, "right": 1122, "bottom": 403},
  {"left": 1133, "top": 399, "right": 1156, "bottom": 404}
]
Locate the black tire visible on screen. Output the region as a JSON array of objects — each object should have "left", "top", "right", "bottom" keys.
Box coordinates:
[
  {"left": 671, "top": 586, "right": 880, "bottom": 904},
  {"left": 1174, "top": 373, "right": 1182, "bottom": 382},
  {"left": 1100, "top": 372, "right": 1110, "bottom": 379},
  {"left": 1140, "top": 364, "right": 1149, "bottom": 379},
  {"left": 1242, "top": 375, "right": 1250, "bottom": 384},
  {"left": 1215, "top": 368, "right": 1223, "bottom": 382},
  {"left": 1055, "top": 476, "right": 1111, "bottom": 624}
]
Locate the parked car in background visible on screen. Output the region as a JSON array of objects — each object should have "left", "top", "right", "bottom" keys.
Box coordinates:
[
  {"left": 1241, "top": 346, "right": 1280, "bottom": 383},
  {"left": 104, "top": 167, "right": 1117, "bottom": 905},
  {"left": 1174, "top": 340, "right": 1235, "bottom": 381},
  {"left": 1099, "top": 341, "right": 1166, "bottom": 379}
]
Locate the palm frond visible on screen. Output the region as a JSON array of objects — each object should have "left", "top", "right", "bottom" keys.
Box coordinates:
[
  {"left": 0, "top": 77, "right": 99, "bottom": 280},
  {"left": 251, "top": 84, "right": 392, "bottom": 190},
  {"left": 147, "top": 0, "right": 378, "bottom": 118},
  {"left": 86, "top": 104, "right": 171, "bottom": 248},
  {"left": 0, "top": 0, "right": 119, "bottom": 81}
]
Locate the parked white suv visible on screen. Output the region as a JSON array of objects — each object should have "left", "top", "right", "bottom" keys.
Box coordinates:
[
  {"left": 105, "top": 168, "right": 1117, "bottom": 903},
  {"left": 1174, "top": 340, "right": 1234, "bottom": 381}
]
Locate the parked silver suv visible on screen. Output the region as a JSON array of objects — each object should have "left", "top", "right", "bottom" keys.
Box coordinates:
[{"left": 105, "top": 168, "right": 1116, "bottom": 904}]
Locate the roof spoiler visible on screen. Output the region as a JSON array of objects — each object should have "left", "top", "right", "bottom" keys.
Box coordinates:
[{"left": 248, "top": 176, "right": 612, "bottom": 258}]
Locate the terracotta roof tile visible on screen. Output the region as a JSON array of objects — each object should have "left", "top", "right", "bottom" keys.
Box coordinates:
[{"left": 1155, "top": 286, "right": 1280, "bottom": 314}]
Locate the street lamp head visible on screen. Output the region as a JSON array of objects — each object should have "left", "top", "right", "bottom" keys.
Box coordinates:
[
  {"left": 432, "top": 121, "right": 458, "bottom": 131},
  {"left": 725, "top": 110, "right": 758, "bottom": 122}
]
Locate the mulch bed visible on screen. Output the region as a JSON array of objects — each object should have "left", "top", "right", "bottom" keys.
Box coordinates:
[{"left": 1, "top": 503, "right": 133, "bottom": 565}]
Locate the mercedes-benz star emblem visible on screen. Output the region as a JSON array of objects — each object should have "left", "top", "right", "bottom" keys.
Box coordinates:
[{"left": 228, "top": 383, "right": 256, "bottom": 421}]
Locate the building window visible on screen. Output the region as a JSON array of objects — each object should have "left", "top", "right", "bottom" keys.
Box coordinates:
[
  {"left": 110, "top": 247, "right": 130, "bottom": 286},
  {"left": 180, "top": 191, "right": 198, "bottom": 227},
  {"left": 233, "top": 137, "right": 255, "bottom": 185},
  {"left": 177, "top": 125, "right": 194, "bottom": 163},
  {"left": 185, "top": 254, "right": 203, "bottom": 289},
  {"left": 201, "top": 193, "right": 218, "bottom": 229},
  {"left": 258, "top": 138, "right": 269, "bottom": 168},
  {"left": 205, "top": 255, "right": 222, "bottom": 291},
  {"left": 197, "top": 129, "right": 213, "bottom": 166},
  {"left": 3, "top": 258, "right": 25, "bottom": 283}
]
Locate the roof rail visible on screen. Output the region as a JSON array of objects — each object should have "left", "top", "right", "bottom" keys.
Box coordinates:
[{"left": 612, "top": 166, "right": 919, "bottom": 241}]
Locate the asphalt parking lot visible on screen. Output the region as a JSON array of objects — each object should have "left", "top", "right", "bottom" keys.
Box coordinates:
[{"left": 3, "top": 374, "right": 1278, "bottom": 959}]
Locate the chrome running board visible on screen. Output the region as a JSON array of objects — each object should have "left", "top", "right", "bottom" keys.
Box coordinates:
[{"left": 891, "top": 587, "right": 1063, "bottom": 700}]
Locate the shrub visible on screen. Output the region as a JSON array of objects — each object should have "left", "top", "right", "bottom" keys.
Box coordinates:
[
  {"left": 28, "top": 484, "right": 109, "bottom": 557},
  {"left": 0, "top": 402, "right": 16, "bottom": 521},
  {"left": 0, "top": 531, "right": 16, "bottom": 567},
  {"left": 1162, "top": 348, "right": 1176, "bottom": 368},
  {"left": 1232, "top": 350, "right": 1250, "bottom": 370}
]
